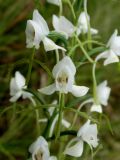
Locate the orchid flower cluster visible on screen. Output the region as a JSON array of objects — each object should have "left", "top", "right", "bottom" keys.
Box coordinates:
[{"left": 9, "top": 0, "right": 120, "bottom": 159}]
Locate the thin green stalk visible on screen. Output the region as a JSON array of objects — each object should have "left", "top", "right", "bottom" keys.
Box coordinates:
[
  {"left": 56, "top": 93, "right": 64, "bottom": 140},
  {"left": 84, "top": 0, "right": 92, "bottom": 49},
  {"left": 35, "top": 105, "right": 40, "bottom": 137},
  {"left": 83, "top": 40, "right": 105, "bottom": 46},
  {"left": 67, "top": 0, "right": 76, "bottom": 20},
  {"left": 55, "top": 49, "right": 59, "bottom": 63},
  {"left": 75, "top": 34, "right": 94, "bottom": 63},
  {"left": 92, "top": 62, "right": 98, "bottom": 103},
  {"left": 59, "top": 0, "right": 63, "bottom": 16},
  {"left": 26, "top": 47, "right": 35, "bottom": 86}
]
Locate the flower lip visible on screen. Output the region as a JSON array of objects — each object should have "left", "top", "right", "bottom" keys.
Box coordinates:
[{"left": 55, "top": 65, "right": 74, "bottom": 93}]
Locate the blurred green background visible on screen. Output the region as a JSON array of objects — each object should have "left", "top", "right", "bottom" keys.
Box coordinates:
[{"left": 0, "top": 0, "right": 120, "bottom": 160}]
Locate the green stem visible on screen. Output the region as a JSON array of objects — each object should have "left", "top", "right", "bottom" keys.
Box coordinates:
[
  {"left": 75, "top": 34, "right": 94, "bottom": 63},
  {"left": 56, "top": 93, "right": 64, "bottom": 140},
  {"left": 67, "top": 0, "right": 76, "bottom": 20},
  {"left": 44, "top": 108, "right": 58, "bottom": 138},
  {"left": 92, "top": 62, "right": 98, "bottom": 103},
  {"left": 55, "top": 49, "right": 59, "bottom": 63},
  {"left": 84, "top": 0, "right": 92, "bottom": 49},
  {"left": 26, "top": 47, "right": 35, "bottom": 86},
  {"left": 83, "top": 40, "right": 105, "bottom": 46},
  {"left": 59, "top": 0, "right": 63, "bottom": 16},
  {"left": 35, "top": 105, "right": 40, "bottom": 137}
]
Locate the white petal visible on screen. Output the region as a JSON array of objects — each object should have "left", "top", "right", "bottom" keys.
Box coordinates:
[
  {"left": 49, "top": 156, "right": 57, "bottom": 160},
  {"left": 10, "top": 78, "right": 18, "bottom": 96},
  {"left": 107, "top": 29, "right": 118, "bottom": 48},
  {"left": 49, "top": 115, "right": 58, "bottom": 137},
  {"left": 78, "top": 12, "right": 90, "bottom": 26},
  {"left": 53, "top": 15, "right": 74, "bottom": 38},
  {"left": 52, "top": 56, "right": 76, "bottom": 78},
  {"left": 97, "top": 80, "right": 111, "bottom": 106},
  {"left": 90, "top": 28, "right": 98, "bottom": 35},
  {"left": 95, "top": 50, "right": 109, "bottom": 62},
  {"left": 104, "top": 50, "right": 119, "bottom": 65},
  {"left": 25, "top": 20, "right": 42, "bottom": 49},
  {"left": 10, "top": 91, "right": 22, "bottom": 102},
  {"left": 71, "top": 85, "right": 89, "bottom": 97},
  {"left": 95, "top": 50, "right": 119, "bottom": 65},
  {"left": 29, "top": 136, "right": 48, "bottom": 153},
  {"left": 90, "top": 104, "right": 102, "bottom": 113},
  {"left": 77, "top": 120, "right": 99, "bottom": 148},
  {"left": 62, "top": 119, "right": 70, "bottom": 128},
  {"left": 15, "top": 71, "right": 25, "bottom": 89},
  {"left": 53, "top": 15, "right": 60, "bottom": 32},
  {"left": 22, "top": 91, "right": 36, "bottom": 106},
  {"left": 43, "top": 37, "right": 66, "bottom": 52},
  {"left": 33, "top": 9, "right": 49, "bottom": 35},
  {"left": 38, "top": 83, "right": 56, "bottom": 95},
  {"left": 64, "top": 139, "right": 84, "bottom": 157},
  {"left": 47, "top": 0, "right": 61, "bottom": 6}
]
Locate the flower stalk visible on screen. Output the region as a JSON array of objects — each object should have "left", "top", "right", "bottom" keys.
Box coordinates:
[
  {"left": 74, "top": 34, "right": 94, "bottom": 63},
  {"left": 56, "top": 93, "right": 65, "bottom": 140}
]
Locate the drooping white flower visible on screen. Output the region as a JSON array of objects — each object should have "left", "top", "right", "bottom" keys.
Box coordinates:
[
  {"left": 25, "top": 9, "right": 66, "bottom": 51},
  {"left": 64, "top": 120, "right": 98, "bottom": 157},
  {"left": 90, "top": 80, "right": 111, "bottom": 113},
  {"left": 39, "top": 100, "right": 70, "bottom": 137},
  {"left": 77, "top": 11, "right": 98, "bottom": 35},
  {"left": 96, "top": 30, "right": 120, "bottom": 65},
  {"left": 47, "top": 0, "right": 61, "bottom": 6},
  {"left": 29, "top": 136, "right": 57, "bottom": 160},
  {"left": 10, "top": 71, "right": 35, "bottom": 105},
  {"left": 38, "top": 56, "right": 89, "bottom": 97},
  {"left": 52, "top": 15, "right": 75, "bottom": 39}
]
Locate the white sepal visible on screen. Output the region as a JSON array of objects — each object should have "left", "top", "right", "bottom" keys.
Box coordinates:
[
  {"left": 47, "top": 0, "right": 61, "bottom": 6},
  {"left": 90, "top": 104, "right": 102, "bottom": 113},
  {"left": 64, "top": 138, "right": 84, "bottom": 157},
  {"left": 43, "top": 37, "right": 66, "bottom": 52},
  {"left": 71, "top": 85, "right": 89, "bottom": 97},
  {"left": 53, "top": 15, "right": 75, "bottom": 39},
  {"left": 38, "top": 83, "right": 56, "bottom": 95}
]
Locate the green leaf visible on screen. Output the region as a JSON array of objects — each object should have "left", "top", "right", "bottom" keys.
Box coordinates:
[{"left": 48, "top": 31, "right": 68, "bottom": 49}]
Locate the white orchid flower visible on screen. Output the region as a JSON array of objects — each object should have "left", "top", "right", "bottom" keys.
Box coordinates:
[
  {"left": 38, "top": 56, "right": 89, "bottom": 97},
  {"left": 10, "top": 71, "right": 35, "bottom": 105},
  {"left": 52, "top": 15, "right": 75, "bottom": 39},
  {"left": 64, "top": 120, "right": 98, "bottom": 157},
  {"left": 77, "top": 11, "right": 98, "bottom": 35},
  {"left": 47, "top": 0, "right": 61, "bottom": 6},
  {"left": 90, "top": 80, "right": 111, "bottom": 113},
  {"left": 29, "top": 136, "right": 57, "bottom": 160},
  {"left": 96, "top": 30, "right": 120, "bottom": 65},
  {"left": 79, "top": 81, "right": 111, "bottom": 113},
  {"left": 39, "top": 100, "right": 70, "bottom": 137},
  {"left": 25, "top": 9, "right": 66, "bottom": 51}
]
